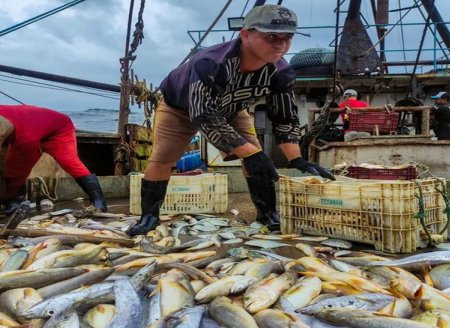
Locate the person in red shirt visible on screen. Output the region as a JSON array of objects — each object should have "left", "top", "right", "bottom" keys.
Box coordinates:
[
  {"left": 0, "top": 105, "right": 107, "bottom": 213},
  {"left": 338, "top": 89, "right": 368, "bottom": 133}
]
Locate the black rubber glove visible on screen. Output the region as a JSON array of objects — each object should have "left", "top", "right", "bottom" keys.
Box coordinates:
[
  {"left": 289, "top": 157, "right": 336, "bottom": 180},
  {"left": 243, "top": 151, "right": 279, "bottom": 182}
]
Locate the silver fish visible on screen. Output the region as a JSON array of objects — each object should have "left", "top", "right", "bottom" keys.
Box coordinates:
[
  {"left": 309, "top": 308, "right": 431, "bottom": 328},
  {"left": 108, "top": 279, "right": 142, "bottom": 328},
  {"left": 1, "top": 249, "right": 28, "bottom": 272},
  {"left": 429, "top": 263, "right": 450, "bottom": 290},
  {"left": 0, "top": 267, "right": 86, "bottom": 290},
  {"left": 165, "top": 305, "right": 207, "bottom": 328},
  {"left": 43, "top": 309, "right": 79, "bottom": 328},
  {"left": 38, "top": 268, "right": 115, "bottom": 299},
  {"left": 223, "top": 238, "right": 244, "bottom": 245},
  {"left": 320, "top": 239, "right": 353, "bottom": 249},
  {"left": 250, "top": 249, "right": 294, "bottom": 261},
  {"left": 298, "top": 293, "right": 396, "bottom": 314},
  {"left": 244, "top": 240, "right": 290, "bottom": 249},
  {"left": 366, "top": 251, "right": 450, "bottom": 268},
  {"left": 20, "top": 282, "right": 114, "bottom": 319}
]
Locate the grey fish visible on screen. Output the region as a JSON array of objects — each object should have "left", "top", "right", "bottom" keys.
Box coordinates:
[
  {"left": 165, "top": 305, "right": 207, "bottom": 328},
  {"left": 298, "top": 293, "right": 396, "bottom": 314},
  {"left": 250, "top": 249, "right": 294, "bottom": 261},
  {"left": 139, "top": 236, "right": 205, "bottom": 254},
  {"left": 244, "top": 240, "right": 290, "bottom": 249},
  {"left": 38, "top": 268, "right": 115, "bottom": 299},
  {"left": 43, "top": 309, "right": 79, "bottom": 328},
  {"left": 295, "top": 313, "right": 345, "bottom": 328},
  {"left": 223, "top": 238, "right": 243, "bottom": 245},
  {"left": 0, "top": 267, "right": 86, "bottom": 290},
  {"left": 309, "top": 308, "right": 431, "bottom": 328},
  {"left": 1, "top": 249, "right": 28, "bottom": 272},
  {"left": 49, "top": 209, "right": 74, "bottom": 216},
  {"left": 108, "top": 279, "right": 142, "bottom": 328},
  {"left": 20, "top": 282, "right": 114, "bottom": 319},
  {"left": 22, "top": 260, "right": 156, "bottom": 319},
  {"left": 429, "top": 264, "right": 450, "bottom": 290},
  {"left": 172, "top": 221, "right": 190, "bottom": 238},
  {"left": 366, "top": 251, "right": 450, "bottom": 268},
  {"left": 320, "top": 239, "right": 353, "bottom": 249}
]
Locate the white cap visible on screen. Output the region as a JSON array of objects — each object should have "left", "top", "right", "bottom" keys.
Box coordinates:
[{"left": 343, "top": 89, "right": 357, "bottom": 97}]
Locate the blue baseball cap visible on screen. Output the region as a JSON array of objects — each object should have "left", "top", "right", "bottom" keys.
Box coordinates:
[{"left": 431, "top": 91, "right": 450, "bottom": 100}]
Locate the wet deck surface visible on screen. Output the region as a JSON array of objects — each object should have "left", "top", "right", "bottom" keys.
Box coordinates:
[{"left": 2, "top": 192, "right": 447, "bottom": 259}]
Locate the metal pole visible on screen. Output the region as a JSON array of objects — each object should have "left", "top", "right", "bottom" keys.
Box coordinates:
[
  {"left": 0, "top": 64, "right": 120, "bottom": 92},
  {"left": 420, "top": 0, "right": 450, "bottom": 49}
]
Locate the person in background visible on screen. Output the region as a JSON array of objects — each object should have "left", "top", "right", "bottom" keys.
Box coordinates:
[
  {"left": 128, "top": 4, "right": 335, "bottom": 237},
  {"left": 0, "top": 104, "right": 107, "bottom": 213},
  {"left": 338, "top": 89, "right": 368, "bottom": 133},
  {"left": 430, "top": 91, "right": 450, "bottom": 140}
]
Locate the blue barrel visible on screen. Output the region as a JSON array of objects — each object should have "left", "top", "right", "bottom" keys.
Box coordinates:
[{"left": 176, "top": 150, "right": 205, "bottom": 172}]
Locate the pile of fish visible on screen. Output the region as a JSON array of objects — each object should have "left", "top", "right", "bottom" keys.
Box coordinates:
[{"left": 0, "top": 209, "right": 449, "bottom": 327}]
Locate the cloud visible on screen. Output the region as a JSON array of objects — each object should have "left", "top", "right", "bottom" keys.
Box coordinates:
[{"left": 0, "top": 0, "right": 448, "bottom": 112}]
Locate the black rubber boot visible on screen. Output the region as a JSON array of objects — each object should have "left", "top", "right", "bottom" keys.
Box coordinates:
[
  {"left": 246, "top": 177, "right": 281, "bottom": 232},
  {"left": 75, "top": 174, "right": 107, "bottom": 212},
  {"left": 128, "top": 179, "right": 169, "bottom": 237},
  {"left": 1, "top": 185, "right": 26, "bottom": 215}
]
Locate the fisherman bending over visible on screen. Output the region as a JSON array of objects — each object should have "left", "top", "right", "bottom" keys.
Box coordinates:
[
  {"left": 128, "top": 4, "right": 335, "bottom": 237},
  {"left": 0, "top": 105, "right": 107, "bottom": 213}
]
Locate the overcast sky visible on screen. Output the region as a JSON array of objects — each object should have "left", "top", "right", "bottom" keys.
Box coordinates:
[{"left": 0, "top": 0, "right": 448, "bottom": 112}]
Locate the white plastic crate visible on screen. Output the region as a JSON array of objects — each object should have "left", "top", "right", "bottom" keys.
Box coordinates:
[
  {"left": 129, "top": 173, "right": 228, "bottom": 215},
  {"left": 280, "top": 176, "right": 448, "bottom": 253}
]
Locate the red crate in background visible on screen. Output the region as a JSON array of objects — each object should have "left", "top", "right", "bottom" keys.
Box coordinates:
[
  {"left": 348, "top": 112, "right": 399, "bottom": 133},
  {"left": 347, "top": 166, "right": 417, "bottom": 180}
]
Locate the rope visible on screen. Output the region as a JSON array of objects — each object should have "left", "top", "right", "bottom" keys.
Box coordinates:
[
  {"left": 301, "top": 101, "right": 336, "bottom": 145},
  {"left": 415, "top": 180, "right": 433, "bottom": 247},
  {"left": 434, "top": 179, "right": 450, "bottom": 235},
  {"left": 33, "top": 176, "right": 58, "bottom": 202},
  {"left": 127, "top": 0, "right": 146, "bottom": 60}
]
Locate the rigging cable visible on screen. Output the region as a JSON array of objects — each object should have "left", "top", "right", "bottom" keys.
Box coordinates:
[
  {"left": 407, "top": 0, "right": 435, "bottom": 97},
  {"left": 0, "top": 76, "right": 119, "bottom": 100},
  {"left": 146, "top": 0, "right": 234, "bottom": 115},
  {"left": 178, "top": 0, "right": 234, "bottom": 67},
  {"left": 0, "top": 90, "right": 24, "bottom": 104},
  {"left": 0, "top": 0, "right": 86, "bottom": 37},
  {"left": 358, "top": 4, "right": 417, "bottom": 59},
  {"left": 230, "top": 0, "right": 251, "bottom": 41}
]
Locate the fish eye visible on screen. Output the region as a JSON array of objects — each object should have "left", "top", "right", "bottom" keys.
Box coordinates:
[
  {"left": 326, "top": 304, "right": 333, "bottom": 308},
  {"left": 46, "top": 309, "right": 56, "bottom": 316}
]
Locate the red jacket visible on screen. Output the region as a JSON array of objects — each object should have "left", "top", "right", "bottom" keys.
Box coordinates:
[{"left": 339, "top": 98, "right": 368, "bottom": 132}]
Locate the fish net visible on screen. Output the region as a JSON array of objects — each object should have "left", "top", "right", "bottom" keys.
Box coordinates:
[{"left": 289, "top": 47, "right": 334, "bottom": 68}]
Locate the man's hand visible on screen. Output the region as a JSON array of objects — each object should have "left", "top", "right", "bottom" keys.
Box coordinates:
[
  {"left": 289, "top": 157, "right": 336, "bottom": 180},
  {"left": 243, "top": 151, "right": 279, "bottom": 182}
]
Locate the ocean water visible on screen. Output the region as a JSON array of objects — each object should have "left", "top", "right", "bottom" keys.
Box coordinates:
[{"left": 62, "top": 108, "right": 148, "bottom": 133}]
